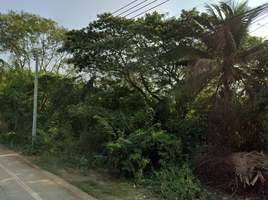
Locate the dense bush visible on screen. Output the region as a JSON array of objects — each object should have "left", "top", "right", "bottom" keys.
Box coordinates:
[
  {"left": 239, "top": 87, "right": 268, "bottom": 152},
  {"left": 1, "top": 4, "right": 268, "bottom": 199},
  {"left": 0, "top": 68, "right": 35, "bottom": 143},
  {"left": 0, "top": 69, "right": 208, "bottom": 199}
]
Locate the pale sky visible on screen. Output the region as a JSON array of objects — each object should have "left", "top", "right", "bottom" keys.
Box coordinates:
[{"left": 0, "top": 0, "right": 268, "bottom": 37}]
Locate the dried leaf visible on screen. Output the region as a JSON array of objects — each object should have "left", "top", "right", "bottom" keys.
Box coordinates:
[{"left": 251, "top": 173, "right": 260, "bottom": 186}]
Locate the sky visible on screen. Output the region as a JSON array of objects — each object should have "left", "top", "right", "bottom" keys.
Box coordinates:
[{"left": 0, "top": 0, "right": 268, "bottom": 37}]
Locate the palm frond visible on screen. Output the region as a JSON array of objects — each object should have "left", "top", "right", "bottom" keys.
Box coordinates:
[
  {"left": 205, "top": 4, "right": 220, "bottom": 21},
  {"left": 231, "top": 151, "right": 268, "bottom": 188},
  {"left": 235, "top": 0, "right": 249, "bottom": 15},
  {"left": 186, "top": 58, "right": 220, "bottom": 84},
  {"left": 194, "top": 58, "right": 220, "bottom": 75},
  {"left": 213, "top": 4, "right": 225, "bottom": 20},
  {"left": 168, "top": 45, "right": 212, "bottom": 59},
  {"left": 214, "top": 24, "right": 236, "bottom": 56},
  {"left": 206, "top": 18, "right": 216, "bottom": 30},
  {"left": 244, "top": 49, "right": 268, "bottom": 62},
  {"left": 250, "top": 2, "right": 268, "bottom": 22},
  {"left": 242, "top": 41, "right": 268, "bottom": 61},
  {"left": 220, "top": 1, "right": 234, "bottom": 18},
  {"left": 191, "top": 18, "right": 207, "bottom": 31}
]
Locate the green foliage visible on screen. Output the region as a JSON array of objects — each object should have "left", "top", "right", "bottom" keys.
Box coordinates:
[
  {"left": 148, "top": 164, "right": 203, "bottom": 200},
  {"left": 167, "top": 117, "right": 207, "bottom": 156},
  {"left": 60, "top": 12, "right": 192, "bottom": 102},
  {"left": 0, "top": 68, "right": 34, "bottom": 139},
  {"left": 108, "top": 124, "right": 182, "bottom": 178},
  {"left": 0, "top": 65, "right": 209, "bottom": 200},
  {"left": 105, "top": 120, "right": 206, "bottom": 199},
  {"left": 238, "top": 87, "right": 268, "bottom": 152},
  {"left": 0, "top": 131, "right": 17, "bottom": 143},
  {"left": 181, "top": 1, "right": 268, "bottom": 139},
  {"left": 3, "top": 3, "right": 268, "bottom": 199},
  {"left": 0, "top": 10, "right": 71, "bottom": 74}
]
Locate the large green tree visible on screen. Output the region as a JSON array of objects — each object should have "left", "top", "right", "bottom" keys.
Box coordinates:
[
  {"left": 60, "top": 12, "right": 199, "bottom": 104},
  {"left": 0, "top": 10, "right": 72, "bottom": 74}
]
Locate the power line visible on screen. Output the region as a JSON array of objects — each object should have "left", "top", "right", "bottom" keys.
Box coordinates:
[
  {"left": 130, "top": 0, "right": 169, "bottom": 19},
  {"left": 251, "top": 11, "right": 268, "bottom": 24},
  {"left": 250, "top": 4, "right": 266, "bottom": 23},
  {"left": 112, "top": 0, "right": 138, "bottom": 15},
  {"left": 205, "top": 3, "right": 268, "bottom": 32},
  {"left": 174, "top": 1, "right": 268, "bottom": 38},
  {"left": 232, "top": 3, "right": 268, "bottom": 24},
  {"left": 168, "top": 2, "right": 268, "bottom": 44},
  {"left": 112, "top": 0, "right": 268, "bottom": 39},
  {"left": 250, "top": 20, "right": 268, "bottom": 34},
  {"left": 112, "top": 0, "right": 168, "bottom": 19},
  {"left": 247, "top": 5, "right": 268, "bottom": 32},
  {"left": 117, "top": 0, "right": 148, "bottom": 16},
  {"left": 114, "top": 0, "right": 211, "bottom": 20},
  {"left": 124, "top": 0, "right": 158, "bottom": 17},
  {"left": 261, "top": 24, "right": 268, "bottom": 28}
]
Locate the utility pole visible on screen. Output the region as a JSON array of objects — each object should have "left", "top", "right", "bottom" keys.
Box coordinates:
[{"left": 32, "top": 50, "right": 38, "bottom": 146}]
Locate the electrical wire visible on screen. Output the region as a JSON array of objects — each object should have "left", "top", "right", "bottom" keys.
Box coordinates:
[
  {"left": 112, "top": 0, "right": 138, "bottom": 14},
  {"left": 130, "top": 0, "right": 169, "bottom": 19},
  {"left": 251, "top": 11, "right": 268, "bottom": 24},
  {"left": 250, "top": 20, "right": 268, "bottom": 34},
  {"left": 174, "top": 2, "right": 268, "bottom": 41},
  {"left": 112, "top": 0, "right": 268, "bottom": 39},
  {"left": 117, "top": 0, "right": 148, "bottom": 16},
  {"left": 124, "top": 0, "right": 158, "bottom": 17},
  {"left": 217, "top": 3, "right": 268, "bottom": 25}
]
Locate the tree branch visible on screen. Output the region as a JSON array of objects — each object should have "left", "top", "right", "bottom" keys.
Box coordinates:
[{"left": 140, "top": 72, "right": 161, "bottom": 101}]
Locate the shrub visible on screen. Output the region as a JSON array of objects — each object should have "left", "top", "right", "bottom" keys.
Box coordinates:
[
  {"left": 148, "top": 164, "right": 203, "bottom": 200},
  {"left": 107, "top": 124, "right": 182, "bottom": 178}
]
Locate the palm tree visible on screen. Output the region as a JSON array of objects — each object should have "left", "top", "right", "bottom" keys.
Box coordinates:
[{"left": 179, "top": 0, "right": 268, "bottom": 133}]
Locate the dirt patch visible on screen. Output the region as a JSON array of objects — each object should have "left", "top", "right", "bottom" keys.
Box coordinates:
[{"left": 58, "top": 168, "right": 108, "bottom": 185}]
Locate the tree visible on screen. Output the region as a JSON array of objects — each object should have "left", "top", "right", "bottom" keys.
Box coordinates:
[
  {"left": 60, "top": 12, "right": 197, "bottom": 104},
  {"left": 174, "top": 1, "right": 268, "bottom": 133},
  {"left": 0, "top": 10, "right": 72, "bottom": 74},
  {"left": 0, "top": 67, "right": 34, "bottom": 139}
]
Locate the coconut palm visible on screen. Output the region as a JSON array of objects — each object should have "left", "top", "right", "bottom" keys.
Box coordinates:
[{"left": 177, "top": 0, "right": 268, "bottom": 132}]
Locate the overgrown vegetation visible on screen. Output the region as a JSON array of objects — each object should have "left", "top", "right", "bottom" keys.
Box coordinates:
[{"left": 1, "top": 1, "right": 268, "bottom": 199}]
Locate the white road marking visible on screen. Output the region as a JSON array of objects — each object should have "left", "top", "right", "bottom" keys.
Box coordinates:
[{"left": 0, "top": 163, "right": 43, "bottom": 200}]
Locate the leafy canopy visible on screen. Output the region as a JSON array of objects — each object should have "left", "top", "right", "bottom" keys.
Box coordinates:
[
  {"left": 60, "top": 12, "right": 199, "bottom": 101},
  {"left": 0, "top": 10, "right": 72, "bottom": 74}
]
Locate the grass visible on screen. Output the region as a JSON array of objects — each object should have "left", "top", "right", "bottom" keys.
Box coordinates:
[
  {"left": 32, "top": 154, "right": 159, "bottom": 200},
  {"left": 0, "top": 143, "right": 244, "bottom": 200},
  {"left": 32, "top": 155, "right": 240, "bottom": 200},
  {"left": 0, "top": 142, "right": 159, "bottom": 199},
  {"left": 73, "top": 180, "right": 150, "bottom": 199}
]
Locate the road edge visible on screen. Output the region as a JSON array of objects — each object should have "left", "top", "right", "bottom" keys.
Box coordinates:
[{"left": 0, "top": 144, "right": 97, "bottom": 200}]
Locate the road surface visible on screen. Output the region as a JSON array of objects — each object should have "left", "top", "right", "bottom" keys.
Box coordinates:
[{"left": 0, "top": 144, "right": 96, "bottom": 200}]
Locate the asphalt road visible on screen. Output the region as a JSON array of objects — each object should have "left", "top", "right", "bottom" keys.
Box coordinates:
[{"left": 0, "top": 144, "right": 96, "bottom": 200}]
